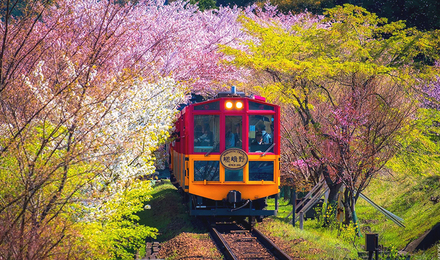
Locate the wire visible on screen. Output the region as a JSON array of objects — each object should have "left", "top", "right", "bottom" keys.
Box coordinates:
[{"left": 231, "top": 199, "right": 250, "bottom": 212}]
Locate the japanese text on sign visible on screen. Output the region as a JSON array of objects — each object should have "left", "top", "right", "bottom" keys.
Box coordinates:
[{"left": 220, "top": 148, "right": 248, "bottom": 170}]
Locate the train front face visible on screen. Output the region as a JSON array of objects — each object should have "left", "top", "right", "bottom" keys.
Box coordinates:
[{"left": 177, "top": 95, "right": 281, "bottom": 217}]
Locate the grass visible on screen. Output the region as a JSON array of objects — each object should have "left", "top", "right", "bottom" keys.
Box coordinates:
[
  {"left": 356, "top": 171, "right": 440, "bottom": 259},
  {"left": 137, "top": 180, "right": 224, "bottom": 259},
  {"left": 137, "top": 181, "right": 206, "bottom": 242},
  {"left": 257, "top": 218, "right": 359, "bottom": 259},
  {"left": 263, "top": 198, "right": 360, "bottom": 259},
  {"left": 264, "top": 170, "right": 440, "bottom": 259},
  {"left": 137, "top": 176, "right": 440, "bottom": 259}
]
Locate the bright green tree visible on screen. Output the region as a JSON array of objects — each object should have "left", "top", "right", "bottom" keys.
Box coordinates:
[
  {"left": 387, "top": 84, "right": 440, "bottom": 177},
  {"left": 221, "top": 4, "right": 440, "bottom": 227},
  {"left": 190, "top": 0, "right": 217, "bottom": 11},
  {"left": 258, "top": 0, "right": 334, "bottom": 14}
]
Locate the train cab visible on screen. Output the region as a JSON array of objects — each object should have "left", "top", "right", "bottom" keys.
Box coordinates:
[{"left": 170, "top": 88, "right": 280, "bottom": 217}]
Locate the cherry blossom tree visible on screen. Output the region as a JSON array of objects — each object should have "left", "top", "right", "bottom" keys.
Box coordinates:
[
  {"left": 0, "top": 0, "right": 254, "bottom": 258},
  {"left": 221, "top": 4, "right": 440, "bottom": 228}
]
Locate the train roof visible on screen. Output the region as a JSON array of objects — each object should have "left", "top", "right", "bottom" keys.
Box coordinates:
[{"left": 177, "top": 87, "right": 272, "bottom": 112}]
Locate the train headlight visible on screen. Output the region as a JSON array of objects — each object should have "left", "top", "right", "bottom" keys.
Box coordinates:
[
  {"left": 236, "top": 101, "right": 243, "bottom": 109},
  {"left": 225, "top": 101, "right": 233, "bottom": 109}
]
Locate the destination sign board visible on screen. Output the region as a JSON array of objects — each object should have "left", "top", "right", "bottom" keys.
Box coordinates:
[{"left": 220, "top": 148, "right": 248, "bottom": 170}]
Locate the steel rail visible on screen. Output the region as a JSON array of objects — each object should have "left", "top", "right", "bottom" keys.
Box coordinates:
[
  {"left": 208, "top": 218, "right": 292, "bottom": 260},
  {"left": 252, "top": 227, "right": 293, "bottom": 260},
  {"left": 209, "top": 226, "right": 239, "bottom": 260}
]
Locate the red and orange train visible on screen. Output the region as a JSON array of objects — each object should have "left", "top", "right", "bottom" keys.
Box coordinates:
[{"left": 169, "top": 87, "right": 280, "bottom": 218}]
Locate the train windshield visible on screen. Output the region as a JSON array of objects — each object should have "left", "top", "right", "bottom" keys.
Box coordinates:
[
  {"left": 225, "top": 116, "right": 242, "bottom": 150},
  {"left": 248, "top": 115, "right": 274, "bottom": 153},
  {"left": 194, "top": 115, "right": 219, "bottom": 153}
]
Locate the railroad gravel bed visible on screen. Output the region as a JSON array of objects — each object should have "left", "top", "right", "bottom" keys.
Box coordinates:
[
  {"left": 222, "top": 230, "right": 276, "bottom": 259},
  {"left": 158, "top": 232, "right": 222, "bottom": 259}
]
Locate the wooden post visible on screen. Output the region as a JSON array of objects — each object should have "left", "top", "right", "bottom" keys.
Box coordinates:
[
  {"left": 299, "top": 212, "right": 304, "bottom": 230},
  {"left": 292, "top": 188, "right": 296, "bottom": 227}
]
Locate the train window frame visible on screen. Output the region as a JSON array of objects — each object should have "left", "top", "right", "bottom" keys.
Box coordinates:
[
  {"left": 193, "top": 160, "right": 220, "bottom": 182},
  {"left": 193, "top": 115, "right": 220, "bottom": 154},
  {"left": 248, "top": 161, "right": 274, "bottom": 182},
  {"left": 224, "top": 115, "right": 243, "bottom": 150},
  {"left": 194, "top": 101, "right": 220, "bottom": 111},
  {"left": 249, "top": 100, "right": 275, "bottom": 111},
  {"left": 248, "top": 114, "right": 275, "bottom": 154},
  {"left": 224, "top": 168, "right": 244, "bottom": 182}
]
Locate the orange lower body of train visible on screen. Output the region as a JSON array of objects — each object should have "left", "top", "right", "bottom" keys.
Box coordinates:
[{"left": 170, "top": 150, "right": 280, "bottom": 217}]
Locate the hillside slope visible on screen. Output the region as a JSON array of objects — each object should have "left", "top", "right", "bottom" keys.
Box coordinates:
[{"left": 356, "top": 171, "right": 440, "bottom": 257}]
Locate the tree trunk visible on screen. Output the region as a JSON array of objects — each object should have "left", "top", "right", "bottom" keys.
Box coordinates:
[
  {"left": 342, "top": 188, "right": 361, "bottom": 236},
  {"left": 350, "top": 194, "right": 361, "bottom": 236},
  {"left": 327, "top": 182, "right": 343, "bottom": 205},
  {"left": 343, "top": 188, "right": 352, "bottom": 225},
  {"left": 289, "top": 187, "right": 296, "bottom": 205},
  {"left": 321, "top": 165, "right": 343, "bottom": 226},
  {"left": 323, "top": 182, "right": 343, "bottom": 226},
  {"left": 284, "top": 186, "right": 291, "bottom": 202}
]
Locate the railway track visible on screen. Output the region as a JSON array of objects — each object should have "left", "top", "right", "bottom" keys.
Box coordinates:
[{"left": 208, "top": 219, "right": 292, "bottom": 260}]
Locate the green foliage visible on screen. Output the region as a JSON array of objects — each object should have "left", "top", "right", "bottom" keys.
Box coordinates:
[
  {"left": 137, "top": 181, "right": 198, "bottom": 241},
  {"left": 0, "top": 119, "right": 159, "bottom": 259},
  {"left": 253, "top": 0, "right": 440, "bottom": 31},
  {"left": 321, "top": 203, "right": 337, "bottom": 227},
  {"left": 260, "top": 0, "right": 334, "bottom": 14},
  {"left": 223, "top": 4, "right": 438, "bottom": 86},
  {"left": 1, "top": 0, "right": 56, "bottom": 18},
  {"left": 190, "top": 0, "right": 217, "bottom": 11},
  {"left": 312, "top": 202, "right": 360, "bottom": 243},
  {"left": 216, "top": 0, "right": 253, "bottom": 8},
  {"left": 360, "top": 0, "right": 440, "bottom": 31},
  {"left": 80, "top": 180, "right": 157, "bottom": 260},
  {"left": 387, "top": 108, "right": 440, "bottom": 176},
  {"left": 337, "top": 222, "right": 359, "bottom": 244},
  {"left": 222, "top": 5, "right": 439, "bottom": 114}
]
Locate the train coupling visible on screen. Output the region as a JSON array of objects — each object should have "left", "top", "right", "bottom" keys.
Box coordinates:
[{"left": 227, "top": 190, "right": 242, "bottom": 205}]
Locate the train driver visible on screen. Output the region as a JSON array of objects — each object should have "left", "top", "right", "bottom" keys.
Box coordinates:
[
  {"left": 225, "top": 124, "right": 235, "bottom": 149},
  {"left": 257, "top": 124, "right": 272, "bottom": 144}
]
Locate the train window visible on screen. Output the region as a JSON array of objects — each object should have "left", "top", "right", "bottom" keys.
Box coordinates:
[
  {"left": 194, "top": 115, "right": 219, "bottom": 153},
  {"left": 248, "top": 115, "right": 274, "bottom": 153},
  {"left": 194, "top": 161, "right": 220, "bottom": 181},
  {"left": 249, "top": 161, "right": 274, "bottom": 181},
  {"left": 249, "top": 101, "right": 275, "bottom": 111},
  {"left": 225, "top": 168, "right": 243, "bottom": 182},
  {"left": 225, "top": 116, "right": 242, "bottom": 150},
  {"left": 194, "top": 101, "right": 220, "bottom": 111}
]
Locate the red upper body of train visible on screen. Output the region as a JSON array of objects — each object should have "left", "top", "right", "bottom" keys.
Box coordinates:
[{"left": 170, "top": 88, "right": 280, "bottom": 217}]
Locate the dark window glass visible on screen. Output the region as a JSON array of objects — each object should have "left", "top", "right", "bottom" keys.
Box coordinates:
[
  {"left": 194, "top": 161, "right": 220, "bottom": 181},
  {"left": 249, "top": 101, "right": 274, "bottom": 111},
  {"left": 225, "top": 168, "right": 243, "bottom": 182},
  {"left": 249, "top": 161, "right": 274, "bottom": 181},
  {"left": 194, "top": 115, "right": 219, "bottom": 153},
  {"left": 249, "top": 115, "right": 274, "bottom": 153},
  {"left": 194, "top": 101, "right": 220, "bottom": 111},
  {"left": 225, "top": 116, "right": 242, "bottom": 150}
]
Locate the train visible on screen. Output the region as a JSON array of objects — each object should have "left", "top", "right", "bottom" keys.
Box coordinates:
[{"left": 169, "top": 87, "right": 280, "bottom": 219}]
